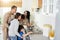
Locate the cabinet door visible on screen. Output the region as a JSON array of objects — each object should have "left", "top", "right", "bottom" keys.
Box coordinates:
[{"left": 38, "top": 0, "right": 42, "bottom": 8}]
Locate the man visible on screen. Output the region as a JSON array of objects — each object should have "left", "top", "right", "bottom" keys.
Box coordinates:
[{"left": 3, "top": 5, "right": 17, "bottom": 40}]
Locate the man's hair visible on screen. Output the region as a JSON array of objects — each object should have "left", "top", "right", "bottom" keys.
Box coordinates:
[
  {"left": 15, "top": 12, "right": 21, "bottom": 19},
  {"left": 11, "top": 5, "right": 17, "bottom": 9}
]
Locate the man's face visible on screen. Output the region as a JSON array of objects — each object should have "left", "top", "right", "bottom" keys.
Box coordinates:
[{"left": 12, "top": 8, "right": 17, "bottom": 14}]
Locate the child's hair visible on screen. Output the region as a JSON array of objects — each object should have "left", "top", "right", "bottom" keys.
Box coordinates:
[
  {"left": 18, "top": 25, "right": 24, "bottom": 33},
  {"left": 21, "top": 14, "right": 25, "bottom": 19},
  {"left": 15, "top": 12, "right": 21, "bottom": 19}
]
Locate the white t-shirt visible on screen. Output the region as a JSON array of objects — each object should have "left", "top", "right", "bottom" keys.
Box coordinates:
[{"left": 8, "top": 19, "right": 21, "bottom": 37}]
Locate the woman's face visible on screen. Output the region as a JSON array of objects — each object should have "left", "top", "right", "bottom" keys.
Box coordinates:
[
  {"left": 24, "top": 11, "right": 27, "bottom": 16},
  {"left": 18, "top": 16, "right": 21, "bottom": 20}
]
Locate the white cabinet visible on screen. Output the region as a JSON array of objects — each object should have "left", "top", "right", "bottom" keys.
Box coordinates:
[{"left": 0, "top": 26, "right": 3, "bottom": 40}]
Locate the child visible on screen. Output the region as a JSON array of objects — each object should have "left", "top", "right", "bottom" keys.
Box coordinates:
[
  {"left": 8, "top": 13, "right": 22, "bottom": 40},
  {"left": 17, "top": 25, "right": 33, "bottom": 40}
]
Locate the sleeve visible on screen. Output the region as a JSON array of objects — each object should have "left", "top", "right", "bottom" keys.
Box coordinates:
[
  {"left": 20, "top": 32, "right": 24, "bottom": 37},
  {"left": 3, "top": 13, "right": 9, "bottom": 28},
  {"left": 13, "top": 21, "right": 21, "bottom": 37}
]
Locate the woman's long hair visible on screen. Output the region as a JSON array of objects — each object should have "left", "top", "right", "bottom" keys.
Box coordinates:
[{"left": 24, "top": 11, "right": 30, "bottom": 22}]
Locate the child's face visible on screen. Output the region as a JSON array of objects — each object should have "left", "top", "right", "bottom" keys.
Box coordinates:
[
  {"left": 21, "top": 29, "right": 24, "bottom": 32},
  {"left": 18, "top": 16, "right": 21, "bottom": 20}
]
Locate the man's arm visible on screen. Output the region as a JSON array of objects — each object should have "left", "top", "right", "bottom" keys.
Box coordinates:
[{"left": 3, "top": 13, "right": 9, "bottom": 29}]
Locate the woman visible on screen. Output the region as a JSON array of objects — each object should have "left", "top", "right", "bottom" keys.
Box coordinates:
[
  {"left": 24, "top": 10, "right": 30, "bottom": 23},
  {"left": 24, "top": 11, "right": 31, "bottom": 40},
  {"left": 8, "top": 13, "right": 22, "bottom": 40}
]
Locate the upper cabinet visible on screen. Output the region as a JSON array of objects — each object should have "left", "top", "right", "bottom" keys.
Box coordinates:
[
  {"left": 38, "top": 0, "right": 42, "bottom": 8},
  {"left": 0, "top": 0, "right": 22, "bottom": 7}
]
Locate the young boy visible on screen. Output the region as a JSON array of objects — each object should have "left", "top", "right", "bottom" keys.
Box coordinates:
[{"left": 17, "top": 25, "right": 32, "bottom": 40}]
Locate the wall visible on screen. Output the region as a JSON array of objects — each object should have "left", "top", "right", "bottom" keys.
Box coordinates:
[{"left": 54, "top": 0, "right": 60, "bottom": 40}]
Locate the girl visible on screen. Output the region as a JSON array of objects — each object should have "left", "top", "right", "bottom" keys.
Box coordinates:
[{"left": 8, "top": 13, "right": 22, "bottom": 40}]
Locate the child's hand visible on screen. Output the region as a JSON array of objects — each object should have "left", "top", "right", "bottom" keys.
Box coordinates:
[
  {"left": 23, "top": 31, "right": 33, "bottom": 37},
  {"left": 21, "top": 37, "right": 23, "bottom": 39},
  {"left": 29, "top": 31, "right": 33, "bottom": 33},
  {"left": 28, "top": 31, "right": 33, "bottom": 34}
]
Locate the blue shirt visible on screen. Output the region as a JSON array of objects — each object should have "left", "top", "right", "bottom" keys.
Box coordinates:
[{"left": 17, "top": 32, "right": 24, "bottom": 40}]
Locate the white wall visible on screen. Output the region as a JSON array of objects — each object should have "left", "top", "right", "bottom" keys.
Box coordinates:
[
  {"left": 33, "top": 0, "right": 56, "bottom": 30},
  {"left": 0, "top": 26, "right": 3, "bottom": 40},
  {"left": 54, "top": 0, "right": 60, "bottom": 40},
  {"left": 2, "top": 7, "right": 23, "bottom": 16}
]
